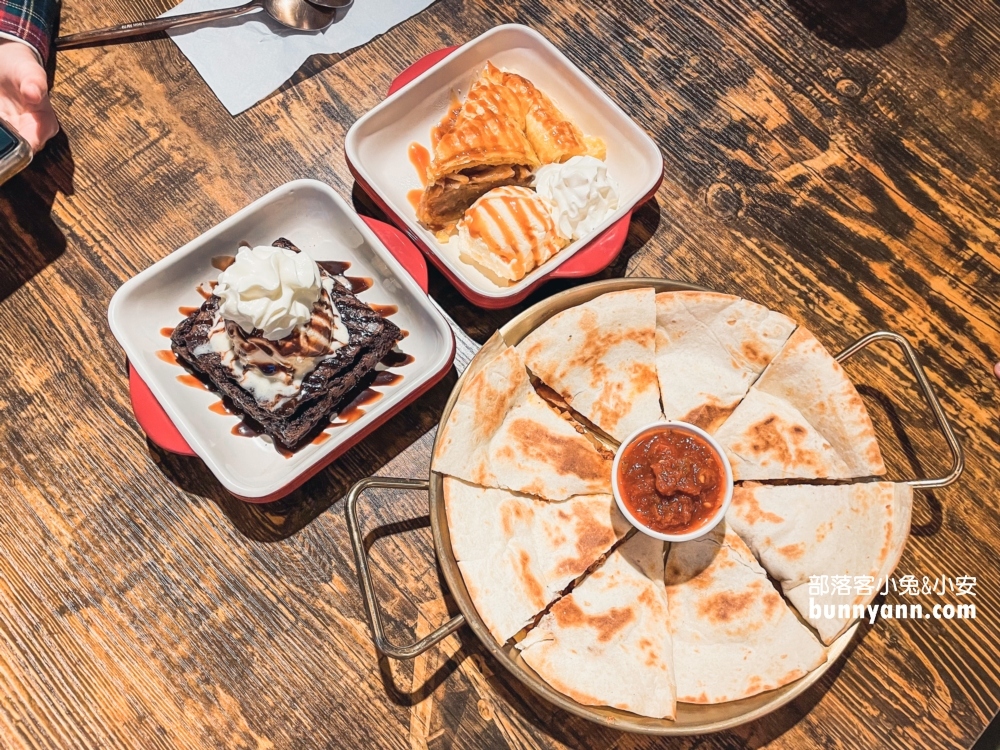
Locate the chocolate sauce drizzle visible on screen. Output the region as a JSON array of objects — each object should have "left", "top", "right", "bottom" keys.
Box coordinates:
[
  {"left": 330, "top": 388, "right": 384, "bottom": 426},
  {"left": 373, "top": 371, "right": 403, "bottom": 387},
  {"left": 380, "top": 350, "right": 415, "bottom": 368},
  {"left": 317, "top": 260, "right": 351, "bottom": 276}
]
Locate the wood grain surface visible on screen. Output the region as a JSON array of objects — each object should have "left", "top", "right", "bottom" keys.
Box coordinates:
[{"left": 1, "top": 0, "right": 998, "bottom": 747}]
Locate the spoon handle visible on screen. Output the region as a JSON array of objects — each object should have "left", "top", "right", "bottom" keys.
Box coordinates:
[{"left": 56, "top": 1, "right": 262, "bottom": 49}]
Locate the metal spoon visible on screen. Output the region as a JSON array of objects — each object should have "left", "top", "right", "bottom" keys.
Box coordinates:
[
  {"left": 56, "top": 0, "right": 338, "bottom": 50},
  {"left": 302, "top": 0, "right": 353, "bottom": 8}
]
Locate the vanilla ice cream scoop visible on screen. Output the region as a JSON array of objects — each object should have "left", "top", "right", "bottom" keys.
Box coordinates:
[
  {"left": 215, "top": 245, "right": 322, "bottom": 340},
  {"left": 534, "top": 155, "right": 620, "bottom": 241},
  {"left": 458, "top": 186, "right": 568, "bottom": 284}
]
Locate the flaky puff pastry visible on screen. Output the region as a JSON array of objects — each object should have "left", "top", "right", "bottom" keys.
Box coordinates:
[
  {"left": 418, "top": 63, "right": 540, "bottom": 229},
  {"left": 498, "top": 70, "right": 606, "bottom": 165},
  {"left": 426, "top": 63, "right": 540, "bottom": 183}
]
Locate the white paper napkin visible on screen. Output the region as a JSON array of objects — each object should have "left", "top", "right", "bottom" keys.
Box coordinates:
[{"left": 163, "top": 0, "right": 436, "bottom": 115}]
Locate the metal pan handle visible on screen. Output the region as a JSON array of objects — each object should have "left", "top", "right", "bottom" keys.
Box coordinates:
[
  {"left": 346, "top": 476, "right": 465, "bottom": 659},
  {"left": 835, "top": 330, "right": 964, "bottom": 490}
]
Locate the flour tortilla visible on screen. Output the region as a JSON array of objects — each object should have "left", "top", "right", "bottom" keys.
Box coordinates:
[
  {"left": 750, "top": 326, "right": 885, "bottom": 476},
  {"left": 444, "top": 478, "right": 629, "bottom": 644},
  {"left": 654, "top": 292, "right": 797, "bottom": 432},
  {"left": 432, "top": 343, "right": 613, "bottom": 500},
  {"left": 711, "top": 389, "right": 851, "bottom": 480},
  {"left": 711, "top": 325, "right": 884, "bottom": 480},
  {"left": 518, "top": 533, "right": 675, "bottom": 719},
  {"left": 665, "top": 523, "right": 827, "bottom": 703},
  {"left": 727, "top": 482, "right": 913, "bottom": 644},
  {"left": 517, "top": 288, "right": 664, "bottom": 442}
]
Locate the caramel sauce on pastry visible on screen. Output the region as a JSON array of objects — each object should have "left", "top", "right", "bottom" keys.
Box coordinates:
[
  {"left": 431, "top": 93, "right": 463, "bottom": 148},
  {"left": 498, "top": 70, "right": 606, "bottom": 164},
  {"left": 416, "top": 64, "right": 540, "bottom": 229}
]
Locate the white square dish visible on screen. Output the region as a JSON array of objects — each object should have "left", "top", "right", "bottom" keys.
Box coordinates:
[
  {"left": 345, "top": 24, "right": 664, "bottom": 307},
  {"left": 108, "top": 179, "right": 455, "bottom": 501}
]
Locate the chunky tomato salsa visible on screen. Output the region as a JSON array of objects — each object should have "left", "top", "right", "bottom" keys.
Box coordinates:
[{"left": 617, "top": 427, "right": 725, "bottom": 534}]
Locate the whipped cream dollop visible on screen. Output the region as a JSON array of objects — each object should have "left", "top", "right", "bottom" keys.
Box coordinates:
[
  {"left": 533, "top": 155, "right": 619, "bottom": 241},
  {"left": 215, "top": 245, "right": 322, "bottom": 341}
]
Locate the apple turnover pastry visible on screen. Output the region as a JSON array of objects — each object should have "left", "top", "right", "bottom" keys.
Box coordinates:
[
  {"left": 417, "top": 63, "right": 607, "bottom": 231},
  {"left": 497, "top": 69, "right": 606, "bottom": 165},
  {"left": 417, "top": 63, "right": 540, "bottom": 230}
]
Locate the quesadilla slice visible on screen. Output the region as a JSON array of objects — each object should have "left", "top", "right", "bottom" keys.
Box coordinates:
[
  {"left": 444, "top": 478, "right": 630, "bottom": 644},
  {"left": 710, "top": 326, "right": 884, "bottom": 480},
  {"left": 727, "top": 482, "right": 913, "bottom": 644},
  {"left": 517, "top": 288, "right": 664, "bottom": 442},
  {"left": 518, "top": 533, "right": 676, "bottom": 719},
  {"left": 654, "top": 292, "right": 796, "bottom": 432},
  {"left": 432, "top": 343, "right": 613, "bottom": 500},
  {"left": 749, "top": 326, "right": 885, "bottom": 477},
  {"left": 665, "top": 523, "right": 826, "bottom": 703},
  {"left": 711, "top": 389, "right": 851, "bottom": 480}
]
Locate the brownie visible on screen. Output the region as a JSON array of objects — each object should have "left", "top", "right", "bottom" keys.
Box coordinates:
[{"left": 171, "top": 239, "right": 401, "bottom": 449}]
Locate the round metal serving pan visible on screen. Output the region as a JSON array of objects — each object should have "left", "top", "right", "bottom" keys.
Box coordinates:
[{"left": 427, "top": 277, "right": 858, "bottom": 736}]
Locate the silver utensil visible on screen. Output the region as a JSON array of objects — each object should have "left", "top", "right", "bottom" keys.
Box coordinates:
[
  {"left": 56, "top": 0, "right": 338, "bottom": 49},
  {"left": 303, "top": 0, "right": 353, "bottom": 8}
]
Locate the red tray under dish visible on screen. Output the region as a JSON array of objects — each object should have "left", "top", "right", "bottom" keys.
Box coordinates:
[
  {"left": 128, "top": 216, "right": 437, "bottom": 499},
  {"left": 346, "top": 46, "right": 660, "bottom": 309}
]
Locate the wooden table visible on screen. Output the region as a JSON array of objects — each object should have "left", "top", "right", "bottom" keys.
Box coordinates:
[{"left": 1, "top": 0, "right": 998, "bottom": 747}]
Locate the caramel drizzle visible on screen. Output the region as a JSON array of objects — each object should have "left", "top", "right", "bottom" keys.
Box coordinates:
[
  {"left": 431, "top": 92, "right": 463, "bottom": 148},
  {"left": 408, "top": 143, "right": 431, "bottom": 187},
  {"left": 427, "top": 72, "right": 530, "bottom": 181}
]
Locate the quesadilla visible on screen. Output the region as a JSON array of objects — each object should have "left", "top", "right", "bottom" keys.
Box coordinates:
[
  {"left": 444, "top": 478, "right": 630, "bottom": 644},
  {"left": 748, "top": 326, "right": 885, "bottom": 477},
  {"left": 517, "top": 288, "right": 664, "bottom": 442},
  {"left": 665, "top": 523, "right": 827, "bottom": 703},
  {"left": 711, "top": 389, "right": 851, "bottom": 480},
  {"left": 518, "top": 533, "right": 676, "bottom": 719},
  {"left": 432, "top": 342, "right": 613, "bottom": 501},
  {"left": 711, "top": 326, "right": 884, "bottom": 480},
  {"left": 654, "top": 292, "right": 796, "bottom": 432},
  {"left": 727, "top": 482, "right": 913, "bottom": 644}
]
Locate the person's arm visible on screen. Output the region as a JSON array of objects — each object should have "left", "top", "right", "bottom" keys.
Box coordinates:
[{"left": 0, "top": 0, "right": 60, "bottom": 153}]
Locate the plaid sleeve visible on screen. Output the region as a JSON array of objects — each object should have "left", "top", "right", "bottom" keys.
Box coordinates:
[{"left": 0, "top": 0, "right": 59, "bottom": 63}]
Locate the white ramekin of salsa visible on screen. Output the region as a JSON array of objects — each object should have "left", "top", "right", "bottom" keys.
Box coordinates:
[{"left": 612, "top": 421, "right": 734, "bottom": 542}]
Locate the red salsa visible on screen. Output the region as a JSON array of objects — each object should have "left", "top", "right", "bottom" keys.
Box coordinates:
[{"left": 617, "top": 427, "right": 725, "bottom": 534}]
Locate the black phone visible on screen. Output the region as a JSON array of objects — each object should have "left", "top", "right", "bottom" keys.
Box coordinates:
[{"left": 0, "top": 116, "right": 32, "bottom": 185}]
